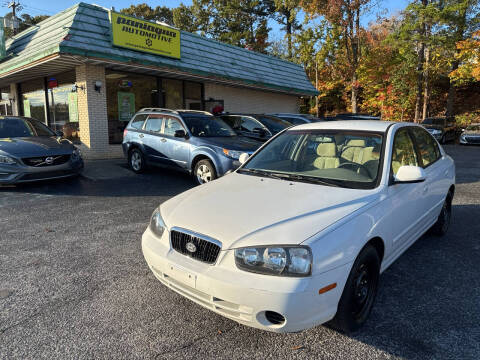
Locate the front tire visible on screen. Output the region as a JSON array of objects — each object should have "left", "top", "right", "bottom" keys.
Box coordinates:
[
  {"left": 330, "top": 245, "right": 380, "bottom": 333},
  {"left": 194, "top": 159, "right": 217, "bottom": 185},
  {"left": 431, "top": 193, "right": 452, "bottom": 236},
  {"left": 128, "top": 148, "right": 146, "bottom": 173}
]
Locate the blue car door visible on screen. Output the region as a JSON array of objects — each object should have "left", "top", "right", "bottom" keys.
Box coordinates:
[
  {"left": 142, "top": 115, "right": 167, "bottom": 164},
  {"left": 161, "top": 116, "right": 191, "bottom": 169}
]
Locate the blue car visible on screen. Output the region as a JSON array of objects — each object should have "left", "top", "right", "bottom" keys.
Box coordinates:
[{"left": 122, "top": 109, "right": 263, "bottom": 184}]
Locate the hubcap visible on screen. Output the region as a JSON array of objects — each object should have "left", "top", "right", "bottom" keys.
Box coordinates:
[
  {"left": 131, "top": 152, "right": 142, "bottom": 171},
  {"left": 196, "top": 164, "right": 212, "bottom": 183}
]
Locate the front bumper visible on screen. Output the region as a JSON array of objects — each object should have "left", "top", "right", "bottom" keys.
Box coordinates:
[
  {"left": 142, "top": 227, "right": 349, "bottom": 333},
  {"left": 0, "top": 159, "right": 84, "bottom": 184}
]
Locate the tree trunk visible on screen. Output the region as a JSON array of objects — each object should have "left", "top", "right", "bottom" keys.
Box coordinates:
[
  {"left": 351, "top": 72, "right": 358, "bottom": 114},
  {"left": 287, "top": 21, "right": 292, "bottom": 59},
  {"left": 422, "top": 44, "right": 430, "bottom": 120},
  {"left": 415, "top": 0, "right": 428, "bottom": 123},
  {"left": 446, "top": 61, "right": 458, "bottom": 117}
]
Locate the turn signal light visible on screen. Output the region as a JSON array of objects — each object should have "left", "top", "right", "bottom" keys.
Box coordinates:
[
  {"left": 318, "top": 283, "right": 337, "bottom": 295},
  {"left": 123, "top": 129, "right": 128, "bottom": 138}
]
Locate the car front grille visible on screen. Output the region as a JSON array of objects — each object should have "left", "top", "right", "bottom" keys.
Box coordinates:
[
  {"left": 22, "top": 154, "right": 71, "bottom": 167},
  {"left": 170, "top": 229, "right": 221, "bottom": 264}
]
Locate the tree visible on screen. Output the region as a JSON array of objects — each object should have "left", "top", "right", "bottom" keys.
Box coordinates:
[
  {"left": 271, "top": 0, "right": 302, "bottom": 59},
  {"left": 301, "top": 0, "right": 374, "bottom": 113},
  {"left": 188, "top": 0, "right": 273, "bottom": 53},
  {"left": 4, "top": 13, "right": 49, "bottom": 38},
  {"left": 120, "top": 3, "right": 174, "bottom": 25},
  {"left": 450, "top": 30, "right": 480, "bottom": 83}
]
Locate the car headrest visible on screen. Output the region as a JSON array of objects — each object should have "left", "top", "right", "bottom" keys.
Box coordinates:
[
  {"left": 316, "top": 142, "right": 337, "bottom": 157},
  {"left": 346, "top": 139, "right": 365, "bottom": 147}
]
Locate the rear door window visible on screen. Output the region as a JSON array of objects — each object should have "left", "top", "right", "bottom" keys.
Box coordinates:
[
  {"left": 410, "top": 127, "right": 441, "bottom": 167},
  {"left": 129, "top": 114, "right": 148, "bottom": 130},
  {"left": 163, "top": 116, "right": 185, "bottom": 137},
  {"left": 144, "top": 115, "right": 163, "bottom": 133}
]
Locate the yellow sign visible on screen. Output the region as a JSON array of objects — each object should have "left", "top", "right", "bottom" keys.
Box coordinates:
[{"left": 110, "top": 12, "right": 181, "bottom": 59}]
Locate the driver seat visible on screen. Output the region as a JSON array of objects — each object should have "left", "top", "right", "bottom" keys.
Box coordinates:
[{"left": 313, "top": 143, "right": 340, "bottom": 169}]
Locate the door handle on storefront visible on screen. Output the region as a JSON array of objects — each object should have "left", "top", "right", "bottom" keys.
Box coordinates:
[{"left": 161, "top": 138, "right": 167, "bottom": 143}]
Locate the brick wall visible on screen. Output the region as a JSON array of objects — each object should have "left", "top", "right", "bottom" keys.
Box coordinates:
[
  {"left": 204, "top": 83, "right": 299, "bottom": 113},
  {"left": 76, "top": 64, "right": 114, "bottom": 158}
]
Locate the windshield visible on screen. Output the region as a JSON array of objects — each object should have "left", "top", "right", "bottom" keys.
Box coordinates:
[
  {"left": 0, "top": 118, "right": 55, "bottom": 138},
  {"left": 256, "top": 115, "right": 292, "bottom": 133},
  {"left": 182, "top": 115, "right": 237, "bottom": 137},
  {"left": 239, "top": 130, "right": 384, "bottom": 189}
]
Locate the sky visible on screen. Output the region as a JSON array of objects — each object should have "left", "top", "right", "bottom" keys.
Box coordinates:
[{"left": 0, "top": 0, "right": 411, "bottom": 34}]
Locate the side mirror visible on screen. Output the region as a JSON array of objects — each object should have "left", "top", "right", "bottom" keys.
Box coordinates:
[
  {"left": 55, "top": 130, "right": 64, "bottom": 137},
  {"left": 394, "top": 166, "right": 426, "bottom": 184},
  {"left": 238, "top": 153, "right": 250, "bottom": 165},
  {"left": 174, "top": 129, "right": 187, "bottom": 138}
]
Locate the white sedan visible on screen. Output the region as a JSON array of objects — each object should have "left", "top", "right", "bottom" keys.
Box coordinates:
[{"left": 142, "top": 121, "right": 455, "bottom": 333}]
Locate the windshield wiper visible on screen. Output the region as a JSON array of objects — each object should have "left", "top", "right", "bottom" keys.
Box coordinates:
[
  {"left": 237, "top": 168, "right": 285, "bottom": 180},
  {"left": 268, "top": 173, "right": 343, "bottom": 187}
]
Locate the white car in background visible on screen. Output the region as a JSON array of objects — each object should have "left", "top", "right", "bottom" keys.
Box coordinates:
[{"left": 142, "top": 121, "right": 455, "bottom": 333}]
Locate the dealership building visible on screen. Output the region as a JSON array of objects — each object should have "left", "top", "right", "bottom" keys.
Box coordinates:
[{"left": 0, "top": 2, "right": 317, "bottom": 158}]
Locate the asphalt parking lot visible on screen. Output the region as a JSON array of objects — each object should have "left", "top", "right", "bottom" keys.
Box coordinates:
[{"left": 1, "top": 144, "right": 479, "bottom": 360}]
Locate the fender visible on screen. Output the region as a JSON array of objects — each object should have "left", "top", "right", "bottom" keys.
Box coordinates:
[{"left": 190, "top": 146, "right": 221, "bottom": 173}]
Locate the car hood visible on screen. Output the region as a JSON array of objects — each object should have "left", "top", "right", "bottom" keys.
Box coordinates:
[
  {"left": 195, "top": 136, "right": 262, "bottom": 152},
  {"left": 464, "top": 130, "right": 480, "bottom": 136},
  {"left": 0, "top": 137, "right": 74, "bottom": 157},
  {"left": 160, "top": 172, "right": 380, "bottom": 249}
]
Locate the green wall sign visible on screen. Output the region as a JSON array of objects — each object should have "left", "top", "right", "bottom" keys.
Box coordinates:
[
  {"left": 68, "top": 92, "right": 78, "bottom": 123},
  {"left": 23, "top": 99, "right": 31, "bottom": 117},
  {"left": 118, "top": 92, "right": 135, "bottom": 121}
]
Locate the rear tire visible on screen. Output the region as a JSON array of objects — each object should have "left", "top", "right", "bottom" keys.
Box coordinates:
[
  {"left": 329, "top": 245, "right": 380, "bottom": 333},
  {"left": 194, "top": 159, "right": 216, "bottom": 185},
  {"left": 431, "top": 193, "right": 452, "bottom": 236},
  {"left": 128, "top": 148, "right": 146, "bottom": 174}
]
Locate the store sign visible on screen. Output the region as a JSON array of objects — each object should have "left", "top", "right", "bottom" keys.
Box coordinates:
[
  {"left": 118, "top": 92, "right": 135, "bottom": 122},
  {"left": 110, "top": 12, "right": 181, "bottom": 59},
  {"left": 68, "top": 93, "right": 78, "bottom": 123}
]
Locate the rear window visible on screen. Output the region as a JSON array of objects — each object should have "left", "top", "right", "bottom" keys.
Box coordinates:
[{"left": 129, "top": 114, "right": 148, "bottom": 130}]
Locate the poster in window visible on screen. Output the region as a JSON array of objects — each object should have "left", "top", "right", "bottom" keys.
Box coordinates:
[
  {"left": 23, "top": 99, "right": 31, "bottom": 117},
  {"left": 118, "top": 92, "right": 135, "bottom": 122},
  {"left": 68, "top": 92, "right": 78, "bottom": 123}
]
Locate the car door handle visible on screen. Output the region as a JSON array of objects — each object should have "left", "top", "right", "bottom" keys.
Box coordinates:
[
  {"left": 444, "top": 170, "right": 449, "bottom": 176},
  {"left": 423, "top": 185, "right": 428, "bottom": 194},
  {"left": 161, "top": 138, "right": 167, "bottom": 143},
  {"left": 139, "top": 134, "right": 144, "bottom": 138}
]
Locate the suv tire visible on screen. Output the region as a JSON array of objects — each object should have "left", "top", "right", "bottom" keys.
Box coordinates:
[
  {"left": 129, "top": 148, "right": 146, "bottom": 173},
  {"left": 194, "top": 159, "right": 216, "bottom": 185}
]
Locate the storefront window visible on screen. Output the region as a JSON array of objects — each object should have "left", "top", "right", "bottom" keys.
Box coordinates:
[
  {"left": 106, "top": 71, "right": 159, "bottom": 144},
  {"left": 0, "top": 87, "right": 12, "bottom": 115},
  {"left": 48, "top": 85, "right": 79, "bottom": 143},
  {"left": 184, "top": 81, "right": 202, "bottom": 110},
  {"left": 22, "top": 90, "right": 46, "bottom": 123},
  {"left": 164, "top": 78, "right": 183, "bottom": 109}
]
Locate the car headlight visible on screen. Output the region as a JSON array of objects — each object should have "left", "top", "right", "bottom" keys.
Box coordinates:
[
  {"left": 222, "top": 148, "right": 243, "bottom": 160},
  {"left": 0, "top": 154, "right": 16, "bottom": 165},
  {"left": 71, "top": 148, "right": 82, "bottom": 160},
  {"left": 149, "top": 208, "right": 166, "bottom": 238},
  {"left": 234, "top": 246, "right": 312, "bottom": 277},
  {"left": 430, "top": 129, "right": 442, "bottom": 135}
]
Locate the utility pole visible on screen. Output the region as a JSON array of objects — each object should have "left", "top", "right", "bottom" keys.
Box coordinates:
[{"left": 7, "top": 1, "right": 22, "bottom": 35}]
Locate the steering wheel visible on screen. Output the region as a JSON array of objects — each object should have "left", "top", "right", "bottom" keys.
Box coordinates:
[
  {"left": 338, "top": 162, "right": 371, "bottom": 178},
  {"left": 197, "top": 131, "right": 206, "bottom": 137}
]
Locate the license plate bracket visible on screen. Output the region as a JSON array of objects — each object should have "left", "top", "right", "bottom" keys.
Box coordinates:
[{"left": 166, "top": 263, "right": 196, "bottom": 288}]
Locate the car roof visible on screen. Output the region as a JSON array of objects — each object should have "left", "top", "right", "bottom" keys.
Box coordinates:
[{"left": 292, "top": 120, "right": 397, "bottom": 132}]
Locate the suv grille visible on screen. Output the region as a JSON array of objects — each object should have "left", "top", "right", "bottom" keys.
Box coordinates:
[
  {"left": 170, "top": 229, "right": 221, "bottom": 264},
  {"left": 23, "top": 155, "right": 71, "bottom": 167}
]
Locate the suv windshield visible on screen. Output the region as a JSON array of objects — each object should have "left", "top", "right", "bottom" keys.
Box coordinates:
[
  {"left": 182, "top": 115, "right": 237, "bottom": 137},
  {"left": 239, "top": 130, "right": 384, "bottom": 189},
  {"left": 0, "top": 118, "right": 55, "bottom": 138},
  {"left": 256, "top": 115, "right": 292, "bottom": 133}
]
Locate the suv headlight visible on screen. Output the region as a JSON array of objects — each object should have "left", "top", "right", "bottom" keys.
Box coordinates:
[
  {"left": 234, "top": 246, "right": 312, "bottom": 277},
  {"left": 222, "top": 148, "right": 243, "bottom": 160},
  {"left": 0, "top": 154, "right": 16, "bottom": 165},
  {"left": 149, "top": 208, "right": 166, "bottom": 238}
]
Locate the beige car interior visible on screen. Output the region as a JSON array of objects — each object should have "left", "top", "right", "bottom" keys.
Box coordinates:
[{"left": 313, "top": 139, "right": 378, "bottom": 170}]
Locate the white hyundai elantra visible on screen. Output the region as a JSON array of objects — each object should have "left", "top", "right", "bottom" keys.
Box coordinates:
[{"left": 142, "top": 120, "right": 455, "bottom": 333}]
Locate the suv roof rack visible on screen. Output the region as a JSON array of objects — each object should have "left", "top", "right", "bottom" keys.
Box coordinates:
[
  {"left": 138, "top": 108, "right": 179, "bottom": 114},
  {"left": 175, "top": 109, "right": 213, "bottom": 115}
]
